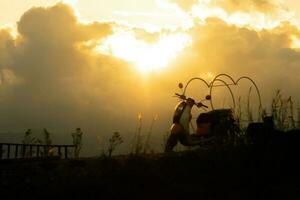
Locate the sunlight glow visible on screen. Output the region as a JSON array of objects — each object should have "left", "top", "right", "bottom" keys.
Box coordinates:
[
  {"left": 97, "top": 30, "right": 192, "bottom": 73},
  {"left": 63, "top": 0, "right": 77, "bottom": 6},
  {"left": 205, "top": 72, "right": 214, "bottom": 79},
  {"left": 190, "top": 2, "right": 293, "bottom": 30},
  {"left": 291, "top": 35, "right": 300, "bottom": 49}
]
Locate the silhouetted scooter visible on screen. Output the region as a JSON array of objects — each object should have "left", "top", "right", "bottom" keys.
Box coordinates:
[{"left": 165, "top": 93, "right": 237, "bottom": 152}]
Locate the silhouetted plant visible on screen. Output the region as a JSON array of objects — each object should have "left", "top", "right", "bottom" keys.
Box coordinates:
[
  {"left": 161, "top": 131, "right": 170, "bottom": 152},
  {"left": 236, "top": 96, "right": 242, "bottom": 129},
  {"left": 288, "top": 97, "right": 296, "bottom": 129},
  {"left": 132, "top": 113, "right": 144, "bottom": 154},
  {"left": 297, "top": 103, "right": 300, "bottom": 129},
  {"left": 71, "top": 128, "right": 83, "bottom": 158},
  {"left": 43, "top": 128, "right": 52, "bottom": 146},
  {"left": 22, "top": 129, "right": 34, "bottom": 144},
  {"left": 131, "top": 113, "right": 159, "bottom": 155},
  {"left": 143, "top": 114, "right": 158, "bottom": 154},
  {"left": 42, "top": 128, "right": 52, "bottom": 156},
  {"left": 271, "top": 90, "right": 295, "bottom": 131},
  {"left": 107, "top": 132, "right": 123, "bottom": 157},
  {"left": 247, "top": 87, "right": 253, "bottom": 123},
  {"left": 234, "top": 95, "right": 253, "bottom": 143},
  {"left": 233, "top": 96, "right": 248, "bottom": 144},
  {"left": 22, "top": 129, "right": 41, "bottom": 157}
]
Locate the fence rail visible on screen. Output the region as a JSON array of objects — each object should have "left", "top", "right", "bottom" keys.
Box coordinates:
[{"left": 0, "top": 143, "right": 76, "bottom": 160}]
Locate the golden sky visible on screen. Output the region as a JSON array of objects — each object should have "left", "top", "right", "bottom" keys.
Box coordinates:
[
  {"left": 0, "top": 0, "right": 298, "bottom": 29},
  {"left": 1, "top": 0, "right": 300, "bottom": 154},
  {"left": 0, "top": 0, "right": 187, "bottom": 29}
]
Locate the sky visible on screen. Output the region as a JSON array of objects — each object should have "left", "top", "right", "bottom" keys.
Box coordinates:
[
  {"left": 1, "top": 0, "right": 300, "bottom": 155},
  {"left": 0, "top": 0, "right": 297, "bottom": 30},
  {"left": 0, "top": 0, "right": 188, "bottom": 30}
]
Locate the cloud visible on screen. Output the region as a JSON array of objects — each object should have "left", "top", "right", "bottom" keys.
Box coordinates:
[
  {"left": 15, "top": 3, "right": 112, "bottom": 79},
  {"left": 167, "top": 0, "right": 284, "bottom": 13},
  {"left": 0, "top": 3, "right": 175, "bottom": 155},
  {"left": 164, "top": 17, "right": 300, "bottom": 110},
  {"left": 0, "top": 28, "right": 15, "bottom": 68},
  {"left": 209, "top": 0, "right": 282, "bottom": 14},
  {"left": 166, "top": 0, "right": 198, "bottom": 11},
  {"left": 132, "top": 28, "right": 161, "bottom": 43},
  {"left": 163, "top": 0, "right": 293, "bottom": 29},
  {"left": 0, "top": 4, "right": 139, "bottom": 148}
]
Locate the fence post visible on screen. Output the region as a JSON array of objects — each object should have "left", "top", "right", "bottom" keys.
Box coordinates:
[
  {"left": 22, "top": 145, "right": 26, "bottom": 158},
  {"left": 0, "top": 144, "right": 3, "bottom": 159},
  {"left": 58, "top": 146, "right": 62, "bottom": 158},
  {"left": 29, "top": 145, "right": 33, "bottom": 158},
  {"left": 64, "top": 146, "right": 68, "bottom": 159},
  {"left": 15, "top": 144, "right": 19, "bottom": 158},
  {"left": 44, "top": 146, "right": 47, "bottom": 157},
  {"left": 7, "top": 144, "right": 10, "bottom": 159},
  {"left": 0, "top": 144, "right": 75, "bottom": 160},
  {"left": 36, "top": 145, "right": 40, "bottom": 157}
]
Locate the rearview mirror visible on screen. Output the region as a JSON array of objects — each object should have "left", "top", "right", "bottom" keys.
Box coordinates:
[
  {"left": 178, "top": 83, "right": 183, "bottom": 89},
  {"left": 205, "top": 95, "right": 211, "bottom": 100}
]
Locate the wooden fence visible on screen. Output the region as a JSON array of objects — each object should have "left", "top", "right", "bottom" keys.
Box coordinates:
[{"left": 0, "top": 143, "right": 76, "bottom": 160}]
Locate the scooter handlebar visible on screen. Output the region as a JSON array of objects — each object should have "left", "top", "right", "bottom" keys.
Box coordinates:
[
  {"left": 174, "top": 93, "right": 208, "bottom": 108},
  {"left": 174, "top": 93, "right": 186, "bottom": 100},
  {"left": 196, "top": 102, "right": 208, "bottom": 108}
]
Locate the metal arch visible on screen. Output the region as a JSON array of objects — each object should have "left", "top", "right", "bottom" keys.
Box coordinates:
[
  {"left": 236, "top": 76, "right": 263, "bottom": 121},
  {"left": 236, "top": 76, "right": 262, "bottom": 108},
  {"left": 209, "top": 73, "right": 236, "bottom": 87},
  {"left": 180, "top": 74, "right": 262, "bottom": 121},
  {"left": 183, "top": 77, "right": 210, "bottom": 95},
  {"left": 209, "top": 78, "right": 236, "bottom": 110}
]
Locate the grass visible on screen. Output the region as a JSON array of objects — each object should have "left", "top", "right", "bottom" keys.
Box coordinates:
[
  {"left": 1, "top": 137, "right": 300, "bottom": 199},
  {"left": 131, "top": 113, "right": 143, "bottom": 154},
  {"left": 143, "top": 114, "right": 158, "bottom": 154},
  {"left": 131, "top": 113, "right": 158, "bottom": 155},
  {"left": 298, "top": 103, "right": 300, "bottom": 128},
  {"left": 271, "top": 90, "right": 297, "bottom": 131},
  {"left": 235, "top": 89, "right": 299, "bottom": 133},
  {"left": 1, "top": 89, "right": 300, "bottom": 199}
]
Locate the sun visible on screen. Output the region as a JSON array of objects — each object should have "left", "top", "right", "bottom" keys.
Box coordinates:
[{"left": 97, "top": 30, "right": 191, "bottom": 74}]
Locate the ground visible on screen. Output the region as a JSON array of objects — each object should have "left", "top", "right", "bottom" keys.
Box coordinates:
[{"left": 1, "top": 135, "right": 300, "bottom": 199}]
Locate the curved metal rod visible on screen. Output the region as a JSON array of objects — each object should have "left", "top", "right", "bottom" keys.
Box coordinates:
[
  {"left": 209, "top": 73, "right": 236, "bottom": 87},
  {"left": 183, "top": 77, "right": 210, "bottom": 95},
  {"left": 181, "top": 74, "right": 262, "bottom": 121},
  {"left": 236, "top": 76, "right": 263, "bottom": 121},
  {"left": 209, "top": 78, "right": 236, "bottom": 110}
]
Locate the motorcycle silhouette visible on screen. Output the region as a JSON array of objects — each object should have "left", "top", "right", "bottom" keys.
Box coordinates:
[
  {"left": 165, "top": 74, "right": 263, "bottom": 152},
  {"left": 165, "top": 92, "right": 238, "bottom": 152}
]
